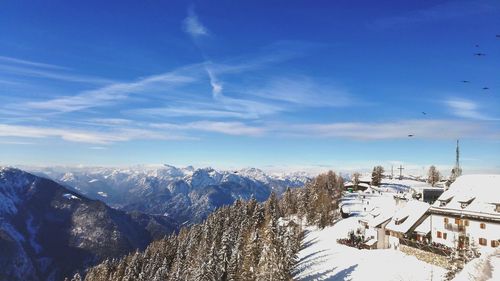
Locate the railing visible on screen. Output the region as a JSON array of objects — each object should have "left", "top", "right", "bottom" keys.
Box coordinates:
[{"left": 399, "top": 238, "right": 452, "bottom": 256}]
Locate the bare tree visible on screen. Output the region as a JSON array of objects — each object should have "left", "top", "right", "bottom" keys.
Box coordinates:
[{"left": 427, "top": 165, "right": 441, "bottom": 187}]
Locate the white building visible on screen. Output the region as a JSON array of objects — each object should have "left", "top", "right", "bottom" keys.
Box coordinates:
[
  {"left": 385, "top": 200, "right": 430, "bottom": 249},
  {"left": 428, "top": 175, "right": 500, "bottom": 250},
  {"left": 358, "top": 206, "right": 394, "bottom": 249}
]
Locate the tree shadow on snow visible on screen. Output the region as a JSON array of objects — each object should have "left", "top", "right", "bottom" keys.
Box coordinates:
[{"left": 296, "top": 264, "right": 358, "bottom": 281}]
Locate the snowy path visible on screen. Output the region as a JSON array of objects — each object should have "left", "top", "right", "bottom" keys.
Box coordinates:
[
  {"left": 294, "top": 217, "right": 446, "bottom": 281},
  {"left": 453, "top": 250, "right": 500, "bottom": 281}
]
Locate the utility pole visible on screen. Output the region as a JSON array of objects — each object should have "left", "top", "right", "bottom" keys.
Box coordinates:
[
  {"left": 391, "top": 165, "right": 394, "bottom": 179},
  {"left": 398, "top": 165, "right": 404, "bottom": 180},
  {"left": 455, "top": 139, "right": 461, "bottom": 177}
]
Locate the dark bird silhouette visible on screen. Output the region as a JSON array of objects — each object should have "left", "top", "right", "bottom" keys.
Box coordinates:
[
  {"left": 461, "top": 80, "right": 470, "bottom": 83},
  {"left": 475, "top": 44, "right": 480, "bottom": 47},
  {"left": 422, "top": 112, "right": 427, "bottom": 115},
  {"left": 496, "top": 35, "right": 500, "bottom": 38},
  {"left": 475, "top": 53, "right": 486, "bottom": 56},
  {"left": 483, "top": 87, "right": 489, "bottom": 90},
  {"left": 408, "top": 134, "right": 414, "bottom": 137}
]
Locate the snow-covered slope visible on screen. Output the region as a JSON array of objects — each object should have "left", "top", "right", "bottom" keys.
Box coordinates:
[
  {"left": 28, "top": 165, "right": 310, "bottom": 224},
  {"left": 0, "top": 167, "right": 176, "bottom": 281},
  {"left": 294, "top": 217, "right": 447, "bottom": 281}
]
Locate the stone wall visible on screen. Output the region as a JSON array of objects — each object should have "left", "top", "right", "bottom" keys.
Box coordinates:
[{"left": 400, "top": 244, "right": 450, "bottom": 268}]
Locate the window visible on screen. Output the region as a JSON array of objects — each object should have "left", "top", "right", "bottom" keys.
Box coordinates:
[
  {"left": 480, "top": 223, "right": 486, "bottom": 229},
  {"left": 437, "top": 231, "right": 442, "bottom": 238},
  {"left": 479, "top": 238, "right": 487, "bottom": 246},
  {"left": 444, "top": 218, "right": 449, "bottom": 224},
  {"left": 443, "top": 233, "right": 447, "bottom": 240},
  {"left": 491, "top": 240, "right": 499, "bottom": 248},
  {"left": 464, "top": 219, "right": 469, "bottom": 226},
  {"left": 455, "top": 218, "right": 460, "bottom": 225}
]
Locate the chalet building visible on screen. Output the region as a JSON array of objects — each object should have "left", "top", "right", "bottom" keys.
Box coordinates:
[
  {"left": 428, "top": 175, "right": 500, "bottom": 250},
  {"left": 385, "top": 200, "right": 430, "bottom": 249},
  {"left": 359, "top": 208, "right": 393, "bottom": 249},
  {"left": 344, "top": 182, "right": 370, "bottom": 192}
]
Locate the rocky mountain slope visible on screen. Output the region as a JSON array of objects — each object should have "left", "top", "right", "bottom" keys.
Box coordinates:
[
  {"left": 0, "top": 167, "right": 176, "bottom": 281},
  {"left": 30, "top": 165, "right": 310, "bottom": 224}
]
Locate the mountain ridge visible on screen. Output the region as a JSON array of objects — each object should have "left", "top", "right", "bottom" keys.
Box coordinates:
[
  {"left": 26, "top": 164, "right": 311, "bottom": 224},
  {"left": 0, "top": 167, "right": 176, "bottom": 281}
]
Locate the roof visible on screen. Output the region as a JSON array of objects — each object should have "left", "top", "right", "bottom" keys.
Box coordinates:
[
  {"left": 368, "top": 213, "right": 392, "bottom": 228},
  {"left": 345, "top": 182, "right": 371, "bottom": 188},
  {"left": 386, "top": 200, "right": 430, "bottom": 234},
  {"left": 430, "top": 175, "right": 500, "bottom": 220},
  {"left": 365, "top": 238, "right": 377, "bottom": 246},
  {"left": 414, "top": 216, "right": 430, "bottom": 234}
]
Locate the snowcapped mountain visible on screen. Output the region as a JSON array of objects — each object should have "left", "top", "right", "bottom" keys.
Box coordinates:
[
  {"left": 28, "top": 165, "right": 311, "bottom": 224},
  {"left": 0, "top": 167, "right": 176, "bottom": 281}
]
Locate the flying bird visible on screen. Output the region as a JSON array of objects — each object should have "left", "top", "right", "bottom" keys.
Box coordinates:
[
  {"left": 474, "top": 53, "right": 486, "bottom": 56},
  {"left": 408, "top": 134, "right": 414, "bottom": 137},
  {"left": 461, "top": 80, "right": 470, "bottom": 83},
  {"left": 475, "top": 44, "right": 480, "bottom": 47},
  {"left": 483, "top": 87, "right": 489, "bottom": 90},
  {"left": 422, "top": 112, "right": 427, "bottom": 115},
  {"left": 496, "top": 35, "right": 500, "bottom": 38}
]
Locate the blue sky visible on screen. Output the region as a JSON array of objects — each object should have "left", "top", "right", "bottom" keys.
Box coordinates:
[{"left": 1, "top": 0, "right": 500, "bottom": 174}]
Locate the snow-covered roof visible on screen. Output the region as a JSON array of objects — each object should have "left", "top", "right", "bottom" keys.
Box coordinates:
[
  {"left": 359, "top": 196, "right": 397, "bottom": 228},
  {"left": 344, "top": 182, "right": 371, "bottom": 188},
  {"left": 365, "top": 238, "right": 377, "bottom": 246},
  {"left": 414, "top": 216, "right": 430, "bottom": 234},
  {"left": 368, "top": 212, "right": 392, "bottom": 228},
  {"left": 386, "top": 200, "right": 430, "bottom": 234},
  {"left": 430, "top": 175, "right": 500, "bottom": 220}
]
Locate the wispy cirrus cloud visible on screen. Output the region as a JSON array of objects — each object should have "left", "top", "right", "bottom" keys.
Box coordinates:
[
  {"left": 0, "top": 55, "right": 68, "bottom": 70},
  {"left": 245, "top": 76, "right": 354, "bottom": 107},
  {"left": 445, "top": 98, "right": 499, "bottom": 121},
  {"left": 0, "top": 124, "right": 193, "bottom": 144},
  {"left": 278, "top": 119, "right": 499, "bottom": 140},
  {"left": 183, "top": 7, "right": 209, "bottom": 38},
  {"left": 24, "top": 70, "right": 195, "bottom": 113},
  {"left": 129, "top": 106, "right": 256, "bottom": 119},
  {"left": 373, "top": 0, "right": 500, "bottom": 29},
  {"left": 152, "top": 121, "right": 265, "bottom": 136},
  {"left": 0, "top": 57, "right": 112, "bottom": 85}
]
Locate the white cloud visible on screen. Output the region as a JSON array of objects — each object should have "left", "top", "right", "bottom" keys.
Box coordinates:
[
  {"left": 373, "top": 0, "right": 499, "bottom": 29},
  {"left": 24, "top": 71, "right": 195, "bottom": 113},
  {"left": 89, "top": 146, "right": 108, "bottom": 150},
  {"left": 152, "top": 121, "right": 265, "bottom": 136},
  {"left": 0, "top": 124, "right": 192, "bottom": 144},
  {"left": 183, "top": 8, "right": 209, "bottom": 38},
  {"left": 0, "top": 55, "right": 68, "bottom": 70},
  {"left": 247, "top": 76, "right": 353, "bottom": 107},
  {"left": 0, "top": 140, "right": 36, "bottom": 145},
  {"left": 204, "top": 64, "right": 223, "bottom": 99},
  {"left": 130, "top": 106, "right": 253, "bottom": 119},
  {"left": 0, "top": 64, "right": 113, "bottom": 85},
  {"left": 445, "top": 98, "right": 498, "bottom": 121},
  {"left": 278, "top": 119, "right": 497, "bottom": 140}
]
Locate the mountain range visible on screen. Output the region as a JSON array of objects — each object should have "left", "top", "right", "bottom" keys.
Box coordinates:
[
  {"left": 0, "top": 167, "right": 176, "bottom": 281},
  {"left": 28, "top": 165, "right": 311, "bottom": 224},
  {"left": 0, "top": 165, "right": 310, "bottom": 280}
]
